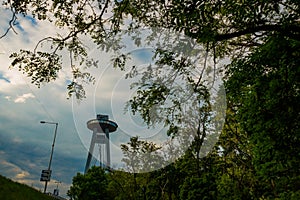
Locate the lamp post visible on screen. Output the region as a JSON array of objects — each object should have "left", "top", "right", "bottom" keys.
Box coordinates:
[{"left": 40, "top": 121, "right": 58, "bottom": 194}]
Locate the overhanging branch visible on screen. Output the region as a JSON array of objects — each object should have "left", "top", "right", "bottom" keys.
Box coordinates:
[{"left": 215, "top": 24, "right": 300, "bottom": 41}]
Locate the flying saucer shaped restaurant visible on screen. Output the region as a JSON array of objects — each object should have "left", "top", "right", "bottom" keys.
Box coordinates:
[{"left": 87, "top": 115, "right": 118, "bottom": 133}]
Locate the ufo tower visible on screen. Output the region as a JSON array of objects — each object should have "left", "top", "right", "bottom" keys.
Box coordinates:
[{"left": 84, "top": 114, "right": 118, "bottom": 173}]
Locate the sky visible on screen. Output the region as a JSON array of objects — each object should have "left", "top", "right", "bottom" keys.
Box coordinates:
[
  {"left": 0, "top": 6, "right": 228, "bottom": 198},
  {"left": 0, "top": 9, "right": 94, "bottom": 197},
  {"left": 0, "top": 7, "right": 176, "bottom": 197}
]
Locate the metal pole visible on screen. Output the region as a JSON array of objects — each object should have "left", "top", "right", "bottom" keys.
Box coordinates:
[{"left": 42, "top": 122, "right": 58, "bottom": 194}]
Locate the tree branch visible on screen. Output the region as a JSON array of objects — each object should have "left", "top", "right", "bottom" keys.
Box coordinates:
[
  {"left": 215, "top": 24, "right": 300, "bottom": 41},
  {"left": 0, "top": 8, "right": 18, "bottom": 39}
]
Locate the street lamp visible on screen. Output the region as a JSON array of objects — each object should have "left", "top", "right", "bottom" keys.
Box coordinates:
[{"left": 40, "top": 121, "right": 58, "bottom": 194}]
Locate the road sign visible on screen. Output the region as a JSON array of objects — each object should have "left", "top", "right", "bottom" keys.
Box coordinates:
[{"left": 40, "top": 169, "right": 51, "bottom": 181}]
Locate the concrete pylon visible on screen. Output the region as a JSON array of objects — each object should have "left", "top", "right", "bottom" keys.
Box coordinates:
[{"left": 84, "top": 114, "right": 118, "bottom": 173}]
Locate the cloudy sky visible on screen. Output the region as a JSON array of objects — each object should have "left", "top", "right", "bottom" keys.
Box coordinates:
[
  {"left": 0, "top": 9, "right": 95, "bottom": 197},
  {"left": 0, "top": 5, "right": 228, "bottom": 198},
  {"left": 0, "top": 7, "right": 174, "bottom": 198}
]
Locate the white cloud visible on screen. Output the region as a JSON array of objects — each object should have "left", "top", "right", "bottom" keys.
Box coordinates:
[
  {"left": 14, "top": 93, "right": 35, "bottom": 103},
  {"left": 0, "top": 160, "right": 30, "bottom": 180},
  {"left": 0, "top": 42, "right": 6, "bottom": 54},
  {"left": 0, "top": 159, "right": 44, "bottom": 190},
  {"left": 4, "top": 95, "right": 11, "bottom": 100},
  {"left": 15, "top": 171, "right": 30, "bottom": 179}
]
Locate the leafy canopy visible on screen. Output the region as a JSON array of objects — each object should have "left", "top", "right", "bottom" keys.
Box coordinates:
[{"left": 2, "top": 0, "right": 299, "bottom": 99}]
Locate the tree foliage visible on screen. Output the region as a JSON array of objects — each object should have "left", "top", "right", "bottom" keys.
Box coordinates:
[
  {"left": 67, "top": 166, "right": 111, "bottom": 200},
  {"left": 225, "top": 34, "right": 300, "bottom": 199},
  {"left": 2, "top": 0, "right": 299, "bottom": 99}
]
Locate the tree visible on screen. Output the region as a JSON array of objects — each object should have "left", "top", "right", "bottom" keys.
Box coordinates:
[
  {"left": 214, "top": 100, "right": 256, "bottom": 200},
  {"left": 3, "top": 0, "right": 299, "bottom": 102},
  {"left": 67, "top": 166, "right": 112, "bottom": 200},
  {"left": 225, "top": 34, "right": 300, "bottom": 199}
]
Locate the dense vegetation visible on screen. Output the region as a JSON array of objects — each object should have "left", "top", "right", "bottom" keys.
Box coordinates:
[
  {"left": 1, "top": 0, "right": 300, "bottom": 199},
  {"left": 0, "top": 174, "right": 56, "bottom": 200}
]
